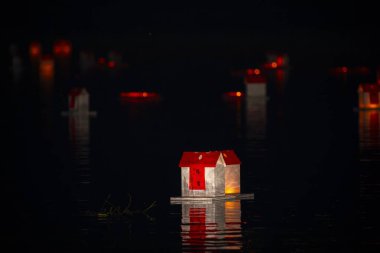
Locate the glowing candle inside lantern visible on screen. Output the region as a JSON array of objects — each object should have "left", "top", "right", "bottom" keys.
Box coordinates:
[{"left": 222, "top": 150, "right": 241, "bottom": 194}]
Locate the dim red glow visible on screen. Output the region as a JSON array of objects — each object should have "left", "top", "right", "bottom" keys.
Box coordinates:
[
  {"left": 62, "top": 45, "right": 71, "bottom": 54},
  {"left": 358, "top": 83, "right": 380, "bottom": 109},
  {"left": 225, "top": 91, "right": 243, "bottom": 97},
  {"left": 245, "top": 67, "right": 265, "bottom": 83},
  {"left": 29, "top": 42, "right": 41, "bottom": 58},
  {"left": 53, "top": 40, "right": 72, "bottom": 56},
  {"left": 120, "top": 92, "right": 158, "bottom": 98},
  {"left": 39, "top": 55, "right": 54, "bottom": 78},
  {"left": 271, "top": 62, "right": 278, "bottom": 69},
  {"left": 276, "top": 56, "right": 284, "bottom": 67},
  {"left": 341, "top": 66, "right": 348, "bottom": 73},
  {"left": 120, "top": 92, "right": 160, "bottom": 102},
  {"left": 107, "top": 61, "right": 116, "bottom": 68},
  {"left": 98, "top": 57, "right": 106, "bottom": 64}
]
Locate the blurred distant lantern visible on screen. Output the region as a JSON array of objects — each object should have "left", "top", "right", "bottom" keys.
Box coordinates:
[
  {"left": 61, "top": 87, "right": 96, "bottom": 116},
  {"left": 107, "top": 51, "right": 122, "bottom": 69},
  {"left": 329, "top": 66, "right": 350, "bottom": 77},
  {"left": 120, "top": 91, "right": 160, "bottom": 102},
  {"left": 222, "top": 150, "right": 241, "bottom": 194},
  {"left": 224, "top": 91, "right": 243, "bottom": 99},
  {"left": 245, "top": 68, "right": 266, "bottom": 84},
  {"left": 29, "top": 41, "right": 42, "bottom": 58},
  {"left": 245, "top": 68, "right": 266, "bottom": 98},
  {"left": 69, "top": 88, "right": 90, "bottom": 112},
  {"left": 98, "top": 57, "right": 106, "bottom": 65},
  {"left": 39, "top": 55, "right": 54, "bottom": 79},
  {"left": 107, "top": 60, "right": 116, "bottom": 69},
  {"left": 264, "top": 53, "right": 289, "bottom": 69},
  {"left": 358, "top": 83, "right": 380, "bottom": 109},
  {"left": 53, "top": 40, "right": 72, "bottom": 57}
]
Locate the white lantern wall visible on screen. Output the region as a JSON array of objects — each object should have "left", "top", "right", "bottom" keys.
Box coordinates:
[{"left": 225, "top": 164, "right": 240, "bottom": 194}]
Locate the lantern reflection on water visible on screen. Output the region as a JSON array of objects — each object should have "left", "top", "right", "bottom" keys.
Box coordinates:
[
  {"left": 62, "top": 88, "right": 97, "bottom": 212},
  {"left": 359, "top": 110, "right": 380, "bottom": 150},
  {"left": 39, "top": 55, "right": 54, "bottom": 83},
  {"left": 29, "top": 41, "right": 42, "bottom": 59},
  {"left": 180, "top": 200, "right": 242, "bottom": 251},
  {"left": 65, "top": 90, "right": 96, "bottom": 216}
]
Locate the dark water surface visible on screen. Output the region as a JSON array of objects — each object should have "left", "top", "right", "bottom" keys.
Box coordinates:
[{"left": 2, "top": 46, "right": 379, "bottom": 252}]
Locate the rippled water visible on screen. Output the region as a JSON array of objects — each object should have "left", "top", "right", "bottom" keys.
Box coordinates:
[{"left": 3, "top": 46, "right": 380, "bottom": 252}]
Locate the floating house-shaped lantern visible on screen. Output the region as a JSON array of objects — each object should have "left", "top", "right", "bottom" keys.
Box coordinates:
[
  {"left": 222, "top": 150, "right": 241, "bottom": 194},
  {"left": 61, "top": 87, "right": 97, "bottom": 117},
  {"left": 358, "top": 83, "right": 380, "bottom": 109},
  {"left": 244, "top": 68, "right": 267, "bottom": 98},
  {"left": 179, "top": 151, "right": 226, "bottom": 197},
  {"left": 69, "top": 88, "right": 90, "bottom": 112}
]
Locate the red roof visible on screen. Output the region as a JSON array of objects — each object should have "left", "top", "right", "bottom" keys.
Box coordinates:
[
  {"left": 179, "top": 150, "right": 240, "bottom": 167},
  {"left": 179, "top": 151, "right": 222, "bottom": 167},
  {"left": 221, "top": 150, "right": 241, "bottom": 165}
]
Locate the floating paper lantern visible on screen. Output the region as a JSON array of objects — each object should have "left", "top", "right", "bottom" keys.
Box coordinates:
[
  {"left": 69, "top": 88, "right": 90, "bottom": 112},
  {"left": 178, "top": 150, "right": 242, "bottom": 197},
  {"left": 358, "top": 83, "right": 380, "bottom": 109},
  {"left": 179, "top": 151, "right": 226, "bottom": 197}
]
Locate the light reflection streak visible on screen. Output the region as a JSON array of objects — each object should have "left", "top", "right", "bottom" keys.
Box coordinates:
[{"left": 180, "top": 200, "right": 243, "bottom": 252}]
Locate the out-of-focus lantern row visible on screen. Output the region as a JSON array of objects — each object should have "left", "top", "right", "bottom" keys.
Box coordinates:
[{"left": 29, "top": 40, "right": 72, "bottom": 59}]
